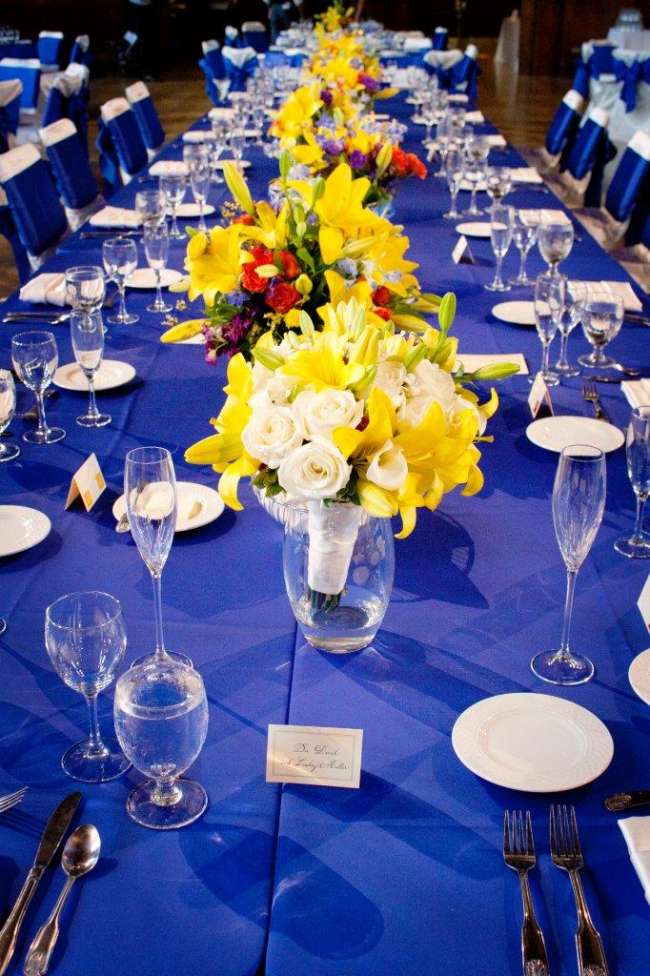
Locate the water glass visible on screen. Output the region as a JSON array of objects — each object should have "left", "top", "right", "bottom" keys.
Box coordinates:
[
  {"left": 11, "top": 331, "right": 65, "bottom": 444},
  {"left": 45, "top": 591, "right": 131, "bottom": 782},
  {"left": 70, "top": 309, "right": 111, "bottom": 428},
  {"left": 65, "top": 266, "right": 105, "bottom": 319},
  {"left": 533, "top": 272, "right": 565, "bottom": 386},
  {"left": 530, "top": 445, "right": 606, "bottom": 685},
  {"left": 189, "top": 159, "right": 211, "bottom": 233},
  {"left": 229, "top": 129, "right": 246, "bottom": 171},
  {"left": 578, "top": 291, "right": 624, "bottom": 369},
  {"left": 159, "top": 173, "right": 186, "bottom": 240},
  {"left": 485, "top": 204, "right": 514, "bottom": 292},
  {"left": 143, "top": 221, "right": 172, "bottom": 313},
  {"left": 614, "top": 406, "right": 650, "bottom": 559},
  {"left": 135, "top": 189, "right": 165, "bottom": 227},
  {"left": 443, "top": 148, "right": 465, "bottom": 219},
  {"left": 114, "top": 658, "right": 209, "bottom": 829},
  {"left": 485, "top": 166, "right": 512, "bottom": 208},
  {"left": 0, "top": 369, "right": 20, "bottom": 462},
  {"left": 102, "top": 237, "right": 139, "bottom": 325},
  {"left": 510, "top": 212, "right": 538, "bottom": 286},
  {"left": 538, "top": 221, "right": 574, "bottom": 276},
  {"left": 209, "top": 120, "right": 226, "bottom": 183},
  {"left": 555, "top": 281, "right": 587, "bottom": 377}
]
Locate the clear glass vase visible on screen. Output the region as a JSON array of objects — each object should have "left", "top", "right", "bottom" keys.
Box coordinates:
[{"left": 283, "top": 501, "right": 395, "bottom": 654}]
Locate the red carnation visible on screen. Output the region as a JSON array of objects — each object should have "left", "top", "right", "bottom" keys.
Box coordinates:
[
  {"left": 241, "top": 262, "right": 267, "bottom": 293},
  {"left": 391, "top": 147, "right": 408, "bottom": 177},
  {"left": 373, "top": 307, "right": 392, "bottom": 321},
  {"left": 250, "top": 244, "right": 274, "bottom": 265},
  {"left": 407, "top": 154, "right": 427, "bottom": 179},
  {"left": 265, "top": 280, "right": 301, "bottom": 314},
  {"left": 233, "top": 214, "right": 255, "bottom": 225},
  {"left": 277, "top": 250, "right": 301, "bottom": 280},
  {"left": 372, "top": 285, "right": 391, "bottom": 306}
]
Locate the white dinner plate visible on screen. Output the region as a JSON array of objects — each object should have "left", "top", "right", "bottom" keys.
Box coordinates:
[
  {"left": 126, "top": 268, "right": 183, "bottom": 289},
  {"left": 112, "top": 481, "right": 224, "bottom": 533},
  {"left": 175, "top": 203, "right": 216, "bottom": 218},
  {"left": 53, "top": 360, "right": 136, "bottom": 393},
  {"left": 629, "top": 649, "right": 650, "bottom": 705},
  {"left": 491, "top": 301, "right": 536, "bottom": 326},
  {"left": 526, "top": 416, "right": 624, "bottom": 454},
  {"left": 452, "top": 692, "right": 614, "bottom": 792},
  {"left": 212, "top": 159, "right": 251, "bottom": 170},
  {"left": 455, "top": 221, "right": 491, "bottom": 238},
  {"left": 0, "top": 505, "right": 51, "bottom": 558}
]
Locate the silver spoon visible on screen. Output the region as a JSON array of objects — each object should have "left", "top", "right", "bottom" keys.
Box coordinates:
[
  {"left": 23, "top": 825, "right": 101, "bottom": 976},
  {"left": 115, "top": 512, "right": 130, "bottom": 533}
]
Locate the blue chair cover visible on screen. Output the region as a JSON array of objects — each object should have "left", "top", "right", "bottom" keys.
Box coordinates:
[
  {"left": 605, "top": 138, "right": 650, "bottom": 223},
  {"left": 0, "top": 60, "right": 40, "bottom": 112},
  {"left": 68, "top": 90, "right": 89, "bottom": 150},
  {"left": 571, "top": 60, "right": 590, "bottom": 98},
  {"left": 432, "top": 28, "right": 448, "bottom": 52},
  {"left": 0, "top": 147, "right": 67, "bottom": 262},
  {"left": 625, "top": 197, "right": 650, "bottom": 247},
  {"left": 544, "top": 94, "right": 583, "bottom": 156},
  {"left": 101, "top": 101, "right": 148, "bottom": 180},
  {"left": 205, "top": 48, "right": 226, "bottom": 78},
  {"left": 37, "top": 32, "right": 64, "bottom": 68},
  {"left": 0, "top": 85, "right": 21, "bottom": 151},
  {"left": 0, "top": 201, "right": 31, "bottom": 282},
  {"left": 589, "top": 43, "right": 616, "bottom": 78},
  {"left": 69, "top": 35, "right": 90, "bottom": 66},
  {"left": 243, "top": 30, "right": 269, "bottom": 54},
  {"left": 41, "top": 85, "right": 66, "bottom": 128},
  {"left": 222, "top": 50, "right": 258, "bottom": 92},
  {"left": 199, "top": 46, "right": 227, "bottom": 105},
  {"left": 127, "top": 84, "right": 165, "bottom": 152},
  {"left": 449, "top": 54, "right": 479, "bottom": 102},
  {"left": 41, "top": 121, "right": 97, "bottom": 211},
  {"left": 562, "top": 115, "right": 612, "bottom": 179},
  {"left": 95, "top": 120, "right": 121, "bottom": 197}
]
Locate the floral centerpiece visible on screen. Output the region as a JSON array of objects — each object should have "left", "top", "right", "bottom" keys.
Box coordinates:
[{"left": 315, "top": 1, "right": 356, "bottom": 34}]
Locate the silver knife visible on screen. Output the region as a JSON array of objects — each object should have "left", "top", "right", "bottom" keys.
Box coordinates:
[
  {"left": 604, "top": 790, "right": 650, "bottom": 812},
  {"left": 2, "top": 313, "right": 70, "bottom": 324},
  {"left": 0, "top": 792, "right": 81, "bottom": 975}
]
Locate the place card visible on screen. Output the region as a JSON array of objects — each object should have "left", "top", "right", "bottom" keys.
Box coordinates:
[
  {"left": 451, "top": 235, "right": 475, "bottom": 265},
  {"left": 638, "top": 575, "right": 650, "bottom": 632},
  {"left": 266, "top": 724, "right": 363, "bottom": 788},
  {"left": 528, "top": 373, "right": 553, "bottom": 418},
  {"left": 65, "top": 453, "right": 106, "bottom": 511}
]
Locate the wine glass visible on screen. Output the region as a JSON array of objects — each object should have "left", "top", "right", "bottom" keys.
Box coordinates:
[
  {"left": 209, "top": 119, "right": 225, "bottom": 184},
  {"left": 124, "top": 446, "right": 189, "bottom": 667},
  {"left": 464, "top": 136, "right": 489, "bottom": 216},
  {"left": 102, "top": 238, "right": 139, "bottom": 325},
  {"left": 65, "top": 266, "right": 105, "bottom": 326},
  {"left": 485, "top": 204, "right": 514, "bottom": 292},
  {"left": 538, "top": 222, "right": 574, "bottom": 277},
  {"left": 420, "top": 97, "right": 437, "bottom": 147},
  {"left": 530, "top": 445, "right": 606, "bottom": 685},
  {"left": 135, "top": 189, "right": 165, "bottom": 227},
  {"left": 159, "top": 174, "right": 186, "bottom": 240},
  {"left": 485, "top": 167, "right": 512, "bottom": 209},
  {"left": 533, "top": 272, "right": 565, "bottom": 387},
  {"left": 578, "top": 290, "right": 624, "bottom": 369},
  {"left": 443, "top": 148, "right": 465, "bottom": 219},
  {"left": 114, "top": 658, "right": 208, "bottom": 829},
  {"left": 614, "top": 405, "right": 650, "bottom": 559},
  {"left": 554, "top": 281, "right": 587, "bottom": 377},
  {"left": 45, "top": 591, "right": 131, "bottom": 782},
  {"left": 229, "top": 129, "right": 246, "bottom": 173},
  {"left": 70, "top": 309, "right": 111, "bottom": 428},
  {"left": 11, "top": 331, "right": 65, "bottom": 444},
  {"left": 510, "top": 212, "right": 538, "bottom": 286},
  {"left": 143, "top": 221, "right": 173, "bottom": 314},
  {"left": 0, "top": 369, "right": 20, "bottom": 462}
]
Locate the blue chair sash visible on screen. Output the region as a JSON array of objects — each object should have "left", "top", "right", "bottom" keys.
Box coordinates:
[
  {"left": 605, "top": 146, "right": 650, "bottom": 223},
  {"left": 432, "top": 29, "right": 448, "bottom": 52},
  {"left": 131, "top": 96, "right": 165, "bottom": 151},
  {"left": 68, "top": 91, "right": 89, "bottom": 151},
  {"left": 0, "top": 202, "right": 31, "bottom": 282},
  {"left": 95, "top": 121, "right": 121, "bottom": 197},
  {"left": 562, "top": 117, "right": 608, "bottom": 179},
  {"left": 45, "top": 132, "right": 97, "bottom": 210},
  {"left": 545, "top": 101, "right": 581, "bottom": 156},
  {"left": 69, "top": 36, "right": 90, "bottom": 66},
  {"left": 106, "top": 111, "right": 148, "bottom": 177},
  {"left": 571, "top": 60, "right": 590, "bottom": 98},
  {"left": 625, "top": 197, "right": 650, "bottom": 248},
  {"left": 582, "top": 133, "right": 618, "bottom": 207},
  {"left": 449, "top": 55, "right": 479, "bottom": 101},
  {"left": 612, "top": 55, "right": 650, "bottom": 112},
  {"left": 589, "top": 43, "right": 616, "bottom": 78},
  {"left": 41, "top": 86, "right": 66, "bottom": 128},
  {"left": 205, "top": 49, "right": 226, "bottom": 79},
  {"left": 37, "top": 33, "right": 63, "bottom": 68},
  {"left": 0, "top": 62, "right": 40, "bottom": 112},
  {"left": 1, "top": 159, "right": 67, "bottom": 257},
  {"left": 243, "top": 30, "right": 269, "bottom": 53},
  {"left": 223, "top": 54, "right": 258, "bottom": 91}
]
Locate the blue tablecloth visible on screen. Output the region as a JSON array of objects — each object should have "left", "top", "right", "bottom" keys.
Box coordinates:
[{"left": 0, "top": 93, "right": 649, "bottom": 975}]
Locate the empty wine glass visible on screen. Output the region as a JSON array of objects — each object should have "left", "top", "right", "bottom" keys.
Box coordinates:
[
  {"left": 135, "top": 189, "right": 165, "bottom": 227},
  {"left": 578, "top": 290, "right": 624, "bottom": 369},
  {"left": 533, "top": 272, "right": 565, "bottom": 387},
  {"left": 11, "top": 331, "right": 65, "bottom": 444},
  {"left": 485, "top": 166, "right": 512, "bottom": 209},
  {"left": 45, "top": 591, "right": 131, "bottom": 782},
  {"left": 464, "top": 136, "right": 489, "bottom": 216},
  {"left": 555, "top": 281, "right": 587, "bottom": 377},
  {"left": 143, "top": 221, "right": 172, "bottom": 313},
  {"left": 443, "top": 148, "right": 465, "bottom": 219},
  {"left": 229, "top": 129, "right": 246, "bottom": 173},
  {"left": 65, "top": 266, "right": 105, "bottom": 325},
  {"left": 0, "top": 370, "right": 20, "bottom": 462},
  {"left": 510, "top": 212, "right": 538, "bottom": 286},
  {"left": 538, "top": 221, "right": 574, "bottom": 277},
  {"left": 102, "top": 238, "right": 139, "bottom": 325},
  {"left": 159, "top": 174, "right": 186, "bottom": 240},
  {"left": 184, "top": 146, "right": 211, "bottom": 233},
  {"left": 614, "top": 405, "right": 650, "bottom": 559},
  {"left": 485, "top": 204, "right": 514, "bottom": 292},
  {"left": 70, "top": 309, "right": 111, "bottom": 428},
  {"left": 420, "top": 97, "right": 437, "bottom": 147},
  {"left": 531, "top": 445, "right": 606, "bottom": 685},
  {"left": 209, "top": 120, "right": 225, "bottom": 183},
  {"left": 114, "top": 658, "right": 208, "bottom": 829}
]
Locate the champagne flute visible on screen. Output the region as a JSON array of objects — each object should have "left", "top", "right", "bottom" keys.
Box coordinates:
[
  {"left": 531, "top": 445, "right": 606, "bottom": 685},
  {"left": 159, "top": 173, "right": 186, "bottom": 240},
  {"left": 0, "top": 369, "right": 20, "bottom": 462},
  {"left": 510, "top": 212, "right": 538, "bottom": 286},
  {"left": 538, "top": 221, "right": 574, "bottom": 277},
  {"left": 614, "top": 405, "right": 650, "bottom": 559},
  {"left": 443, "top": 147, "right": 465, "bottom": 219},
  {"left": 209, "top": 118, "right": 226, "bottom": 183},
  {"left": 578, "top": 291, "right": 624, "bottom": 369},
  {"left": 65, "top": 265, "right": 105, "bottom": 326},
  {"left": 533, "top": 272, "right": 565, "bottom": 386},
  {"left": 485, "top": 204, "right": 514, "bottom": 292},
  {"left": 143, "top": 221, "right": 172, "bottom": 313},
  {"left": 11, "top": 331, "right": 65, "bottom": 444},
  {"left": 102, "top": 238, "right": 139, "bottom": 325},
  {"left": 554, "top": 280, "right": 586, "bottom": 377},
  {"left": 230, "top": 129, "right": 246, "bottom": 173},
  {"left": 185, "top": 149, "right": 211, "bottom": 233},
  {"left": 464, "top": 136, "right": 489, "bottom": 216},
  {"left": 70, "top": 309, "right": 111, "bottom": 428}
]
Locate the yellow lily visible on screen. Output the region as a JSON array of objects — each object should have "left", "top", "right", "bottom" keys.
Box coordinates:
[
  {"left": 279, "top": 332, "right": 365, "bottom": 391},
  {"left": 160, "top": 319, "right": 205, "bottom": 344},
  {"left": 185, "top": 224, "right": 247, "bottom": 302}
]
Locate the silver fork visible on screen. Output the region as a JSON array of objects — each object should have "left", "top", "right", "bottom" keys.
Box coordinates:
[
  {"left": 549, "top": 805, "right": 609, "bottom": 976},
  {"left": 0, "top": 787, "right": 28, "bottom": 814},
  {"left": 582, "top": 381, "right": 611, "bottom": 425},
  {"left": 503, "top": 810, "right": 549, "bottom": 976}
]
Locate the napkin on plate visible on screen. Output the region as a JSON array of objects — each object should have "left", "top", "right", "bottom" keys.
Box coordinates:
[
  {"left": 130, "top": 483, "right": 203, "bottom": 523},
  {"left": 458, "top": 353, "right": 529, "bottom": 375},
  {"left": 621, "top": 378, "right": 650, "bottom": 409},
  {"left": 486, "top": 134, "right": 507, "bottom": 148},
  {"left": 89, "top": 206, "right": 142, "bottom": 228},
  {"left": 519, "top": 209, "right": 572, "bottom": 226},
  {"left": 19, "top": 272, "right": 66, "bottom": 306},
  {"left": 508, "top": 167, "right": 543, "bottom": 183},
  {"left": 618, "top": 817, "right": 650, "bottom": 903},
  {"left": 148, "top": 160, "right": 188, "bottom": 178}
]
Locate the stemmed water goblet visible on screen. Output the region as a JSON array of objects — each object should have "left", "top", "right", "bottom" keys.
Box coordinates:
[
  {"left": 510, "top": 212, "right": 538, "bottom": 286},
  {"left": 70, "top": 309, "right": 111, "bottom": 428},
  {"left": 143, "top": 221, "right": 173, "bottom": 313},
  {"left": 45, "top": 591, "right": 131, "bottom": 782},
  {"left": 135, "top": 189, "right": 165, "bottom": 227},
  {"left": 65, "top": 265, "right": 105, "bottom": 326},
  {"left": 533, "top": 272, "right": 565, "bottom": 386},
  {"left": 485, "top": 166, "right": 512, "bottom": 210},
  {"left": 538, "top": 221, "right": 574, "bottom": 277},
  {"left": 252, "top": 102, "right": 266, "bottom": 146},
  {"left": 443, "top": 148, "right": 465, "bottom": 219},
  {"left": 578, "top": 290, "right": 624, "bottom": 369},
  {"left": 0, "top": 369, "right": 20, "bottom": 462},
  {"left": 485, "top": 204, "right": 514, "bottom": 292},
  {"left": 184, "top": 145, "right": 211, "bottom": 233},
  {"left": 614, "top": 406, "right": 650, "bottom": 559},
  {"left": 554, "top": 280, "right": 586, "bottom": 377},
  {"left": 530, "top": 445, "right": 606, "bottom": 685},
  {"left": 159, "top": 173, "right": 186, "bottom": 240},
  {"left": 11, "top": 331, "right": 65, "bottom": 444},
  {"left": 464, "top": 136, "right": 489, "bottom": 216},
  {"left": 420, "top": 97, "right": 437, "bottom": 147},
  {"left": 102, "top": 238, "right": 139, "bottom": 324}
]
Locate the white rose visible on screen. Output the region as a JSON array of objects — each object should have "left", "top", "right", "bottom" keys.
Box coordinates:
[
  {"left": 251, "top": 361, "right": 272, "bottom": 394},
  {"left": 375, "top": 361, "right": 407, "bottom": 410},
  {"left": 278, "top": 440, "right": 351, "bottom": 500},
  {"left": 250, "top": 372, "right": 295, "bottom": 408},
  {"left": 293, "top": 389, "right": 364, "bottom": 441},
  {"left": 398, "top": 394, "right": 436, "bottom": 428},
  {"left": 241, "top": 405, "right": 302, "bottom": 468},
  {"left": 405, "top": 360, "right": 457, "bottom": 411},
  {"left": 366, "top": 440, "right": 408, "bottom": 491}
]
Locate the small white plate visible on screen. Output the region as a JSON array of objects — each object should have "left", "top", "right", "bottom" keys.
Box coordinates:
[
  {"left": 112, "top": 481, "right": 224, "bottom": 533},
  {"left": 0, "top": 505, "right": 51, "bottom": 558},
  {"left": 452, "top": 692, "right": 614, "bottom": 792},
  {"left": 526, "top": 416, "right": 624, "bottom": 454},
  {"left": 455, "top": 221, "right": 491, "bottom": 238},
  {"left": 54, "top": 360, "right": 136, "bottom": 393},
  {"left": 492, "top": 301, "right": 536, "bottom": 326},
  {"left": 629, "top": 649, "right": 650, "bottom": 705},
  {"left": 212, "top": 159, "right": 251, "bottom": 170},
  {"left": 126, "top": 268, "right": 183, "bottom": 290},
  {"left": 175, "top": 203, "right": 216, "bottom": 218}
]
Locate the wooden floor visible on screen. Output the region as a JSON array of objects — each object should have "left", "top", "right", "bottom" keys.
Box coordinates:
[{"left": 0, "top": 61, "right": 570, "bottom": 297}]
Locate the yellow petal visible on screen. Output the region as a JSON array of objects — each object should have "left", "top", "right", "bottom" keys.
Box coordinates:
[
  {"left": 319, "top": 226, "right": 344, "bottom": 264},
  {"left": 160, "top": 319, "right": 205, "bottom": 343}
]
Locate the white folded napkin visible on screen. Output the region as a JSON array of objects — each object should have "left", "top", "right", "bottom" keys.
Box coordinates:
[
  {"left": 89, "top": 206, "right": 142, "bottom": 228},
  {"left": 508, "top": 167, "right": 543, "bottom": 183},
  {"left": 618, "top": 817, "right": 650, "bottom": 903},
  {"left": 621, "top": 378, "right": 650, "bottom": 409},
  {"left": 208, "top": 107, "right": 235, "bottom": 121},
  {"left": 182, "top": 130, "right": 215, "bottom": 143},
  {"left": 129, "top": 483, "right": 203, "bottom": 523},
  {"left": 465, "top": 111, "right": 485, "bottom": 123},
  {"left": 486, "top": 134, "right": 507, "bottom": 148},
  {"left": 519, "top": 209, "right": 572, "bottom": 226},
  {"left": 148, "top": 160, "right": 188, "bottom": 177},
  {"left": 458, "top": 353, "right": 528, "bottom": 375},
  {"left": 448, "top": 93, "right": 469, "bottom": 104},
  {"left": 19, "top": 272, "right": 66, "bottom": 306}
]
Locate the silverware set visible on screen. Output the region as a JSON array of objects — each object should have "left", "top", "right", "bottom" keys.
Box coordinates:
[
  {"left": 0, "top": 787, "right": 28, "bottom": 815},
  {"left": 503, "top": 805, "right": 610, "bottom": 976},
  {"left": 582, "top": 381, "right": 612, "bottom": 424},
  {"left": 2, "top": 289, "right": 118, "bottom": 325}
]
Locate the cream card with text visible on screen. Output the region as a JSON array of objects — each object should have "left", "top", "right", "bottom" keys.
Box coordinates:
[
  {"left": 528, "top": 373, "right": 553, "bottom": 418},
  {"left": 65, "top": 453, "right": 106, "bottom": 511},
  {"left": 266, "top": 725, "right": 363, "bottom": 788}
]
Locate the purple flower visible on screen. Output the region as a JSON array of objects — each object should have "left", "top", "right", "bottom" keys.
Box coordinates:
[
  {"left": 359, "top": 73, "right": 380, "bottom": 92},
  {"left": 223, "top": 312, "right": 253, "bottom": 351},
  {"left": 348, "top": 150, "right": 367, "bottom": 170},
  {"left": 320, "top": 88, "right": 333, "bottom": 106},
  {"left": 225, "top": 290, "right": 246, "bottom": 307},
  {"left": 323, "top": 139, "right": 344, "bottom": 157}
]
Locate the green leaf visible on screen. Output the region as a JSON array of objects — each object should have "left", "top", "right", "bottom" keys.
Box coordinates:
[
  {"left": 437, "top": 292, "right": 457, "bottom": 334},
  {"left": 279, "top": 150, "right": 291, "bottom": 180},
  {"left": 253, "top": 347, "right": 285, "bottom": 371}
]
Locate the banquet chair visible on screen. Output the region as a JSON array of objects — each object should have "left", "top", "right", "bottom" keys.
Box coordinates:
[
  {"left": 0, "top": 79, "right": 22, "bottom": 153},
  {"left": 97, "top": 97, "right": 148, "bottom": 195},
  {"left": 225, "top": 26, "right": 241, "bottom": 46},
  {"left": 432, "top": 27, "right": 448, "bottom": 51},
  {"left": 69, "top": 34, "right": 90, "bottom": 67},
  {"left": 449, "top": 44, "right": 480, "bottom": 101},
  {"left": 222, "top": 46, "right": 258, "bottom": 93},
  {"left": 242, "top": 22, "right": 269, "bottom": 54},
  {"left": 37, "top": 31, "right": 64, "bottom": 71},
  {"left": 39, "top": 118, "right": 102, "bottom": 230},
  {"left": 125, "top": 81, "right": 165, "bottom": 158},
  {"left": 0, "top": 59, "right": 41, "bottom": 115},
  {"left": 0, "top": 143, "right": 68, "bottom": 280},
  {"left": 559, "top": 107, "right": 616, "bottom": 206},
  {"left": 199, "top": 41, "right": 227, "bottom": 105},
  {"left": 41, "top": 64, "right": 91, "bottom": 150},
  {"left": 525, "top": 89, "right": 586, "bottom": 174},
  {"left": 403, "top": 37, "right": 433, "bottom": 56}
]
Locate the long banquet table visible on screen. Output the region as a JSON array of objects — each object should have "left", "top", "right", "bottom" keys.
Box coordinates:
[{"left": 0, "top": 91, "right": 649, "bottom": 976}]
